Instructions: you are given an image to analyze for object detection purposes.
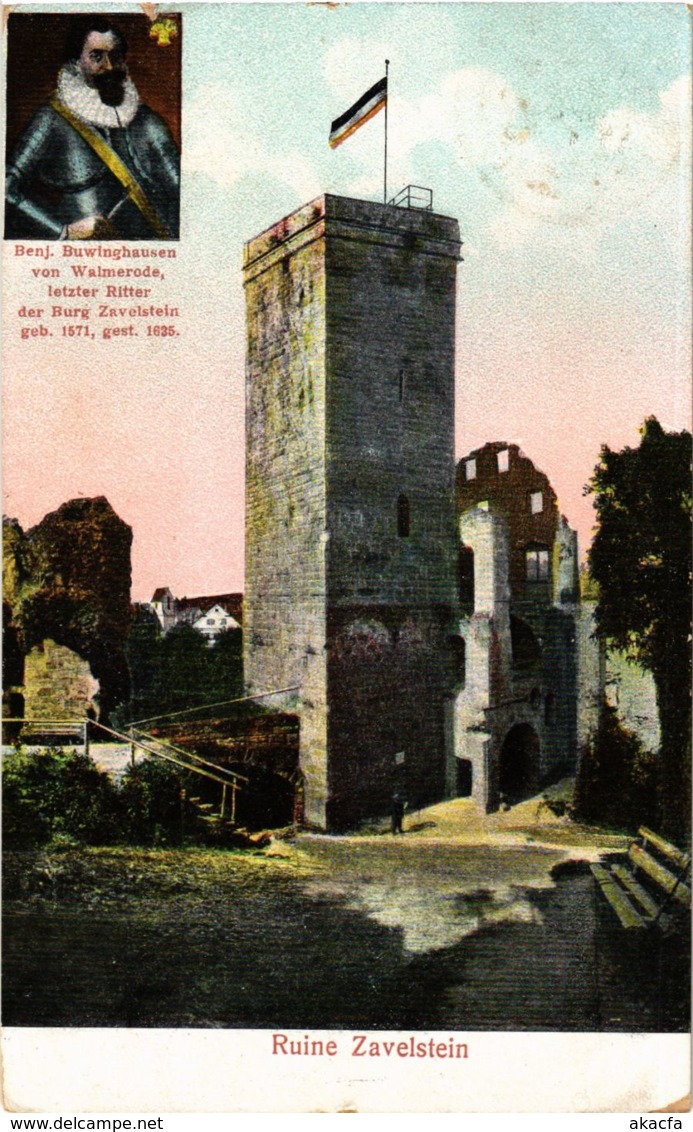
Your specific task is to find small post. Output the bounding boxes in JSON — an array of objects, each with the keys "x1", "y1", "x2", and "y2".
[
  {"x1": 129, "y1": 726, "x2": 136, "y2": 768},
  {"x1": 230, "y1": 783, "x2": 237, "y2": 825},
  {"x1": 384, "y1": 59, "x2": 390, "y2": 205},
  {"x1": 84, "y1": 719, "x2": 90, "y2": 760},
  {"x1": 221, "y1": 783, "x2": 227, "y2": 819}
]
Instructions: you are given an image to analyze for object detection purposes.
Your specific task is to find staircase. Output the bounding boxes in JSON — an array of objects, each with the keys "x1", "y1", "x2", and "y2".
[
  {"x1": 89, "y1": 720, "x2": 249, "y2": 832},
  {"x1": 186, "y1": 794, "x2": 251, "y2": 842}
]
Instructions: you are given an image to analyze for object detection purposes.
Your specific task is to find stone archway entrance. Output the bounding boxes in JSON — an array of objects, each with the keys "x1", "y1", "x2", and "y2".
[{"x1": 498, "y1": 723, "x2": 540, "y2": 803}]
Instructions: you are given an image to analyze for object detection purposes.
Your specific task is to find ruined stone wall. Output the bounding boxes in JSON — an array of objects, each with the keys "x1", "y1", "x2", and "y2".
[
  {"x1": 2, "y1": 499, "x2": 132, "y2": 721},
  {"x1": 24, "y1": 639, "x2": 99, "y2": 721},
  {"x1": 453, "y1": 509, "x2": 512, "y2": 810},
  {"x1": 577, "y1": 601, "x2": 660, "y2": 754},
  {"x1": 535, "y1": 606, "x2": 578, "y2": 776},
  {"x1": 453, "y1": 505, "x2": 579, "y2": 808},
  {"x1": 604, "y1": 650, "x2": 660, "y2": 752},
  {"x1": 575, "y1": 603, "x2": 603, "y2": 750},
  {"x1": 456, "y1": 443, "x2": 559, "y2": 603}
]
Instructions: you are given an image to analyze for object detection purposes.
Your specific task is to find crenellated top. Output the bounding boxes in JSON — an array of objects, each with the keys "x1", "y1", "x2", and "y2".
[{"x1": 243, "y1": 194, "x2": 461, "y2": 283}]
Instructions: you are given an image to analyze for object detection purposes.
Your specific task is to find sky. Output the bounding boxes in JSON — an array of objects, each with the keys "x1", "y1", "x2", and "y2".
[{"x1": 3, "y1": 1, "x2": 691, "y2": 601}]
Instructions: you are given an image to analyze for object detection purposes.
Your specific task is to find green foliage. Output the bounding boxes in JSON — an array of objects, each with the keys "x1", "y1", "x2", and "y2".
[
  {"x1": 2, "y1": 750, "x2": 192, "y2": 849},
  {"x1": 119, "y1": 610, "x2": 244, "y2": 727},
  {"x1": 540, "y1": 779, "x2": 575, "y2": 818},
  {"x1": 585, "y1": 418, "x2": 692, "y2": 838},
  {"x1": 586, "y1": 418, "x2": 692, "y2": 675},
  {"x1": 157, "y1": 624, "x2": 211, "y2": 710},
  {"x1": 123, "y1": 605, "x2": 161, "y2": 711},
  {"x1": 210, "y1": 626, "x2": 244, "y2": 700},
  {"x1": 3, "y1": 747, "x2": 121, "y2": 848},
  {"x1": 573, "y1": 703, "x2": 659, "y2": 833},
  {"x1": 578, "y1": 564, "x2": 599, "y2": 602},
  {"x1": 120, "y1": 757, "x2": 188, "y2": 847},
  {"x1": 2, "y1": 750, "x2": 50, "y2": 847},
  {"x1": 2, "y1": 499, "x2": 133, "y2": 721},
  {"x1": 2, "y1": 517, "x2": 31, "y2": 610}
]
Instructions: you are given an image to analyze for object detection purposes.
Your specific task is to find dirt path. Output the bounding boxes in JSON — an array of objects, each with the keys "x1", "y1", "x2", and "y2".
[{"x1": 3, "y1": 796, "x2": 687, "y2": 1031}]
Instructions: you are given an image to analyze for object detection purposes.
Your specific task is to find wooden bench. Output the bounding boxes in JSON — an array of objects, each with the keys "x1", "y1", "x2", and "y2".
[
  {"x1": 591, "y1": 826, "x2": 691, "y2": 932},
  {"x1": 19, "y1": 721, "x2": 87, "y2": 746}
]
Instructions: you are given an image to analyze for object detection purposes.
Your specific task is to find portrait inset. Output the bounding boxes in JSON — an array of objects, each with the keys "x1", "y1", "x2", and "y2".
[{"x1": 4, "y1": 12, "x2": 181, "y2": 241}]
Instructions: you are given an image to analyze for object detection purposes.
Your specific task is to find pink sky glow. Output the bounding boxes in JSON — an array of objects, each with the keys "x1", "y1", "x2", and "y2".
[{"x1": 4, "y1": 229, "x2": 688, "y2": 604}]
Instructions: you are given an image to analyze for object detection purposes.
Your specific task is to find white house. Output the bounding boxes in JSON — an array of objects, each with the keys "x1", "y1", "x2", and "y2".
[
  {"x1": 193, "y1": 603, "x2": 241, "y2": 643},
  {"x1": 146, "y1": 590, "x2": 243, "y2": 641}
]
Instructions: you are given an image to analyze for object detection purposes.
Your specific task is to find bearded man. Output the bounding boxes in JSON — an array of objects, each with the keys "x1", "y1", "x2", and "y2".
[{"x1": 5, "y1": 17, "x2": 180, "y2": 240}]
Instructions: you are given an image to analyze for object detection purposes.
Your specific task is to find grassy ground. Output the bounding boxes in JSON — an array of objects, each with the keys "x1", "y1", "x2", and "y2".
[{"x1": 3, "y1": 794, "x2": 688, "y2": 1031}]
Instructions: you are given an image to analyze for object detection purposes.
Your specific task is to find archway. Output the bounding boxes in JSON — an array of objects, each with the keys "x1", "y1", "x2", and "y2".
[
  {"x1": 498, "y1": 723, "x2": 540, "y2": 803},
  {"x1": 455, "y1": 757, "x2": 473, "y2": 797},
  {"x1": 510, "y1": 616, "x2": 541, "y2": 671}
]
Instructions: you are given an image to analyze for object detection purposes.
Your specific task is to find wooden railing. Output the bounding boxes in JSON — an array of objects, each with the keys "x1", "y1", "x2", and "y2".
[{"x1": 2, "y1": 716, "x2": 249, "y2": 825}]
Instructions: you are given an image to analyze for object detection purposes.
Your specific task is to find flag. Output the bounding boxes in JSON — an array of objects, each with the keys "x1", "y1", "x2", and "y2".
[{"x1": 329, "y1": 76, "x2": 387, "y2": 149}]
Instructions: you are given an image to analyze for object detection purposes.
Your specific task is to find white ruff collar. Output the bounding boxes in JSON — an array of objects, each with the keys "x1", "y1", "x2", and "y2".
[{"x1": 56, "y1": 64, "x2": 140, "y2": 129}]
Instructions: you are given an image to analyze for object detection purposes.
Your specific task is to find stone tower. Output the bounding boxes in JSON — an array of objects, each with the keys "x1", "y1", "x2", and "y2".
[{"x1": 244, "y1": 194, "x2": 461, "y2": 829}]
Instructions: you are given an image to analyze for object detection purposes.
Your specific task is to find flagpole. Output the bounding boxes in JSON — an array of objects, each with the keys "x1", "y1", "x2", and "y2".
[{"x1": 384, "y1": 59, "x2": 389, "y2": 205}]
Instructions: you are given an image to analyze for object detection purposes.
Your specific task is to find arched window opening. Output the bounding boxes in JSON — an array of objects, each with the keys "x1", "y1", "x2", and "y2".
[
  {"x1": 448, "y1": 634, "x2": 466, "y2": 690},
  {"x1": 498, "y1": 723, "x2": 540, "y2": 805},
  {"x1": 397, "y1": 494, "x2": 410, "y2": 538},
  {"x1": 458, "y1": 546, "x2": 474, "y2": 610},
  {"x1": 510, "y1": 616, "x2": 542, "y2": 670}
]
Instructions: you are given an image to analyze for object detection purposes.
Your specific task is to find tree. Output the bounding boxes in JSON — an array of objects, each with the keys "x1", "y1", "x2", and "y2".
[
  {"x1": 206, "y1": 627, "x2": 244, "y2": 702},
  {"x1": 2, "y1": 747, "x2": 121, "y2": 847},
  {"x1": 586, "y1": 418, "x2": 692, "y2": 840},
  {"x1": 118, "y1": 604, "x2": 162, "y2": 724},
  {"x1": 2, "y1": 499, "x2": 133, "y2": 721},
  {"x1": 573, "y1": 702, "x2": 658, "y2": 833},
  {"x1": 119, "y1": 757, "x2": 187, "y2": 846},
  {"x1": 156, "y1": 623, "x2": 211, "y2": 711}
]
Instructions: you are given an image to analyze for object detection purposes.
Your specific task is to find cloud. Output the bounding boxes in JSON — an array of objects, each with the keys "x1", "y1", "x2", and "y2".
[
  {"x1": 415, "y1": 68, "x2": 523, "y2": 165},
  {"x1": 325, "y1": 63, "x2": 527, "y2": 202},
  {"x1": 597, "y1": 76, "x2": 691, "y2": 167},
  {"x1": 321, "y1": 41, "x2": 690, "y2": 244},
  {"x1": 183, "y1": 82, "x2": 322, "y2": 202},
  {"x1": 441, "y1": 72, "x2": 692, "y2": 239},
  {"x1": 324, "y1": 36, "x2": 392, "y2": 104}
]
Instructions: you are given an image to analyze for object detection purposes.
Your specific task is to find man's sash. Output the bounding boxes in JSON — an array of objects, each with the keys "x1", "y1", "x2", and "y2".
[{"x1": 49, "y1": 96, "x2": 171, "y2": 240}]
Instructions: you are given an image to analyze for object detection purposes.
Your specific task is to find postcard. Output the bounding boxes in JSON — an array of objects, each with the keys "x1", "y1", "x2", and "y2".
[{"x1": 2, "y1": 0, "x2": 691, "y2": 1115}]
